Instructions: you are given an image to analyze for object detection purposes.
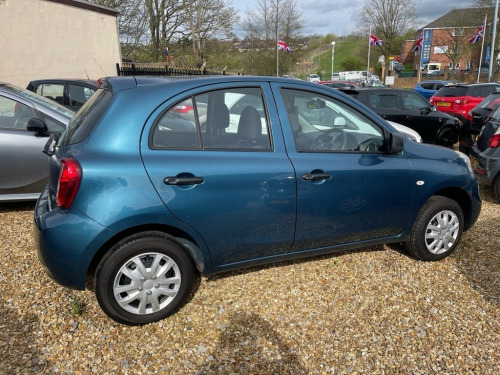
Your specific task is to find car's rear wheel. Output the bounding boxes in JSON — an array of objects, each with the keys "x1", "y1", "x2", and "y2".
[
  {"x1": 404, "y1": 196, "x2": 464, "y2": 261},
  {"x1": 95, "y1": 232, "x2": 196, "y2": 325}
]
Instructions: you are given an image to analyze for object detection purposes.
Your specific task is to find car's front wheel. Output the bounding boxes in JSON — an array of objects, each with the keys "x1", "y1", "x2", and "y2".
[
  {"x1": 404, "y1": 196, "x2": 464, "y2": 261},
  {"x1": 95, "y1": 232, "x2": 196, "y2": 325},
  {"x1": 437, "y1": 127, "x2": 458, "y2": 148}
]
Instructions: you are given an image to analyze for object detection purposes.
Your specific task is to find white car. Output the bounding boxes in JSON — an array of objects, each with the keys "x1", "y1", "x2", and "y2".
[
  {"x1": 388, "y1": 121, "x2": 422, "y2": 143},
  {"x1": 306, "y1": 74, "x2": 320, "y2": 83}
]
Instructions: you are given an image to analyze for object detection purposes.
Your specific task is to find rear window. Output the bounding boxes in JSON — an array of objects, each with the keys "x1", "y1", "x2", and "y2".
[
  {"x1": 58, "y1": 89, "x2": 112, "y2": 145},
  {"x1": 434, "y1": 86, "x2": 469, "y2": 97}
]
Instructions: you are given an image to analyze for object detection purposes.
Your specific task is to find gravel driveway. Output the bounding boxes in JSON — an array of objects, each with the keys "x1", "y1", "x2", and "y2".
[{"x1": 1, "y1": 186, "x2": 498, "y2": 374}]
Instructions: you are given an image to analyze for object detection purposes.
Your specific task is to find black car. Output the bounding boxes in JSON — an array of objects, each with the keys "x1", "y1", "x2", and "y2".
[
  {"x1": 26, "y1": 79, "x2": 98, "y2": 111},
  {"x1": 459, "y1": 92, "x2": 500, "y2": 155},
  {"x1": 470, "y1": 104, "x2": 500, "y2": 199},
  {"x1": 340, "y1": 88, "x2": 460, "y2": 147}
]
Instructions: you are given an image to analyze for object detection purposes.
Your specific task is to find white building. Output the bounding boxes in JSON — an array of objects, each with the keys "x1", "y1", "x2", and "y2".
[{"x1": 0, "y1": 0, "x2": 121, "y2": 87}]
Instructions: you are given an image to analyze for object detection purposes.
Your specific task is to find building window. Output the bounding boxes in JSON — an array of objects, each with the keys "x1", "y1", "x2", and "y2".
[
  {"x1": 467, "y1": 61, "x2": 473, "y2": 69},
  {"x1": 452, "y1": 28, "x2": 464, "y2": 37}
]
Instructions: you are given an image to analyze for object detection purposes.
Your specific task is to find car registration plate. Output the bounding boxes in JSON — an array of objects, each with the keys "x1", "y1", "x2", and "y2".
[{"x1": 436, "y1": 102, "x2": 451, "y2": 107}]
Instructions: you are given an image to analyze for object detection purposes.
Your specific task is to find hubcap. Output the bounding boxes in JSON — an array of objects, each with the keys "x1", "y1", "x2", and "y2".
[
  {"x1": 424, "y1": 210, "x2": 460, "y2": 254},
  {"x1": 113, "y1": 253, "x2": 181, "y2": 315}
]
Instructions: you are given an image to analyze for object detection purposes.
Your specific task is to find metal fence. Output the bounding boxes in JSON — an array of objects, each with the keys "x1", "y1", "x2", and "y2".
[{"x1": 116, "y1": 63, "x2": 227, "y2": 77}]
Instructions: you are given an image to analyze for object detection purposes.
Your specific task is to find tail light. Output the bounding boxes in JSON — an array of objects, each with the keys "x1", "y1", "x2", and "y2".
[
  {"x1": 56, "y1": 158, "x2": 82, "y2": 209},
  {"x1": 172, "y1": 105, "x2": 194, "y2": 113},
  {"x1": 489, "y1": 134, "x2": 500, "y2": 148}
]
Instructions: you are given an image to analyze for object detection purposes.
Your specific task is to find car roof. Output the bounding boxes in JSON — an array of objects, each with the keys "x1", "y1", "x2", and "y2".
[
  {"x1": 27, "y1": 78, "x2": 99, "y2": 88},
  {"x1": 0, "y1": 82, "x2": 74, "y2": 120},
  {"x1": 99, "y1": 75, "x2": 329, "y2": 94}
]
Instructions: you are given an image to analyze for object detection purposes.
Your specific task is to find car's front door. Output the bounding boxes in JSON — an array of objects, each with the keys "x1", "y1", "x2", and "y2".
[
  {"x1": 141, "y1": 84, "x2": 297, "y2": 266},
  {"x1": 0, "y1": 95, "x2": 50, "y2": 199},
  {"x1": 399, "y1": 90, "x2": 443, "y2": 143},
  {"x1": 273, "y1": 85, "x2": 413, "y2": 250}
]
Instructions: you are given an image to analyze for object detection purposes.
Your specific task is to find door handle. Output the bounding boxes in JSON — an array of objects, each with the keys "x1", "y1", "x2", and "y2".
[
  {"x1": 302, "y1": 173, "x2": 331, "y2": 181},
  {"x1": 164, "y1": 177, "x2": 204, "y2": 186}
]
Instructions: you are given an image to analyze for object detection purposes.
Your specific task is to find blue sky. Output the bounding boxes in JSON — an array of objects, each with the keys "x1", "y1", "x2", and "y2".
[{"x1": 231, "y1": 0, "x2": 475, "y2": 37}]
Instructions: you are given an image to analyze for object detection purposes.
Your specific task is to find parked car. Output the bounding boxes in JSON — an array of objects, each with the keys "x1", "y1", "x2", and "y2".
[
  {"x1": 0, "y1": 83, "x2": 74, "y2": 201},
  {"x1": 470, "y1": 104, "x2": 500, "y2": 198},
  {"x1": 339, "y1": 87, "x2": 460, "y2": 147},
  {"x1": 459, "y1": 92, "x2": 500, "y2": 155},
  {"x1": 27, "y1": 79, "x2": 98, "y2": 111},
  {"x1": 414, "y1": 80, "x2": 462, "y2": 100},
  {"x1": 430, "y1": 83, "x2": 500, "y2": 122},
  {"x1": 306, "y1": 74, "x2": 320, "y2": 83},
  {"x1": 34, "y1": 76, "x2": 481, "y2": 325},
  {"x1": 393, "y1": 62, "x2": 405, "y2": 72},
  {"x1": 319, "y1": 80, "x2": 359, "y2": 89}
]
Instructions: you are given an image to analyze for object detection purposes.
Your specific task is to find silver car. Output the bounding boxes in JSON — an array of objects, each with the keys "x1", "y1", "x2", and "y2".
[{"x1": 0, "y1": 83, "x2": 74, "y2": 201}]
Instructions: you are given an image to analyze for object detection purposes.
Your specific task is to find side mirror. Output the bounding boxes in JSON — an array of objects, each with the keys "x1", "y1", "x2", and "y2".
[
  {"x1": 388, "y1": 132, "x2": 404, "y2": 154},
  {"x1": 420, "y1": 106, "x2": 432, "y2": 114},
  {"x1": 430, "y1": 105, "x2": 437, "y2": 112},
  {"x1": 26, "y1": 118, "x2": 49, "y2": 136}
]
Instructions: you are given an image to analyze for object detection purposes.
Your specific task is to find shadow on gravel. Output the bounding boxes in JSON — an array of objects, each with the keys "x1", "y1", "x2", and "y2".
[
  {"x1": 200, "y1": 311, "x2": 308, "y2": 374},
  {"x1": 453, "y1": 186, "x2": 499, "y2": 306},
  {"x1": 0, "y1": 201, "x2": 36, "y2": 214},
  {"x1": 0, "y1": 303, "x2": 49, "y2": 373}
]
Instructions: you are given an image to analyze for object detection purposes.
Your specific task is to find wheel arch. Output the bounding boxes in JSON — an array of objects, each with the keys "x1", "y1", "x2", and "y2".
[
  {"x1": 433, "y1": 186, "x2": 473, "y2": 229},
  {"x1": 85, "y1": 224, "x2": 206, "y2": 290}
]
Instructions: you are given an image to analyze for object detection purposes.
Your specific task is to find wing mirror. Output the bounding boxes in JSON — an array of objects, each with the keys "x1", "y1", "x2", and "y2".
[
  {"x1": 26, "y1": 118, "x2": 49, "y2": 136},
  {"x1": 388, "y1": 132, "x2": 404, "y2": 154}
]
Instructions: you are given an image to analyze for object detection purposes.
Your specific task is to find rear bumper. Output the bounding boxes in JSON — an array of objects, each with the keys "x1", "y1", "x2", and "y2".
[
  {"x1": 33, "y1": 187, "x2": 115, "y2": 290},
  {"x1": 470, "y1": 146, "x2": 500, "y2": 186}
]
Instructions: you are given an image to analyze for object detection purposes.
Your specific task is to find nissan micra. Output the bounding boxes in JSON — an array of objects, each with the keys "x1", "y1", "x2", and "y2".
[{"x1": 34, "y1": 76, "x2": 481, "y2": 325}]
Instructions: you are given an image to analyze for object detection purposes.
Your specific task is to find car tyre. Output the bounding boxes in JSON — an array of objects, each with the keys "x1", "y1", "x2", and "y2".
[
  {"x1": 95, "y1": 232, "x2": 196, "y2": 325},
  {"x1": 437, "y1": 127, "x2": 458, "y2": 148},
  {"x1": 404, "y1": 196, "x2": 464, "y2": 261},
  {"x1": 494, "y1": 175, "x2": 500, "y2": 200}
]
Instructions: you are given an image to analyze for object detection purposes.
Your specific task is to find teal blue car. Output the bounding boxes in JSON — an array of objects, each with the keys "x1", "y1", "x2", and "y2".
[{"x1": 34, "y1": 76, "x2": 481, "y2": 325}]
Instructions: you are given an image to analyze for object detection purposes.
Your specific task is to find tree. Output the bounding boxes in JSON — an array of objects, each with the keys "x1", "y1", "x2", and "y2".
[
  {"x1": 185, "y1": 0, "x2": 239, "y2": 67},
  {"x1": 241, "y1": 0, "x2": 304, "y2": 76},
  {"x1": 358, "y1": 0, "x2": 418, "y2": 73}
]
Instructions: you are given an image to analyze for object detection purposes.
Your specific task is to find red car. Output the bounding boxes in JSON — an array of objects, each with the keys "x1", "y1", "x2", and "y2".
[{"x1": 430, "y1": 83, "x2": 500, "y2": 122}]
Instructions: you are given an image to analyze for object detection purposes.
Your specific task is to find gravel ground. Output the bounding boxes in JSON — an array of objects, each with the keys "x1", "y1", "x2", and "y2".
[{"x1": 0, "y1": 186, "x2": 499, "y2": 375}]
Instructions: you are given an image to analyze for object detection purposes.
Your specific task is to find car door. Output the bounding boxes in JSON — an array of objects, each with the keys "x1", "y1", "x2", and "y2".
[
  {"x1": 398, "y1": 90, "x2": 443, "y2": 143},
  {"x1": 272, "y1": 84, "x2": 413, "y2": 250},
  {"x1": 363, "y1": 90, "x2": 408, "y2": 125},
  {"x1": 0, "y1": 94, "x2": 51, "y2": 199},
  {"x1": 141, "y1": 84, "x2": 297, "y2": 266}
]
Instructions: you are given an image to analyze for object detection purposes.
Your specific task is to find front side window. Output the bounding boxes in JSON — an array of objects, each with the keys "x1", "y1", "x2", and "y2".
[
  {"x1": 281, "y1": 88, "x2": 384, "y2": 152},
  {"x1": 69, "y1": 85, "x2": 95, "y2": 109},
  {"x1": 401, "y1": 91, "x2": 430, "y2": 110},
  {"x1": 0, "y1": 96, "x2": 33, "y2": 130},
  {"x1": 152, "y1": 87, "x2": 271, "y2": 150}
]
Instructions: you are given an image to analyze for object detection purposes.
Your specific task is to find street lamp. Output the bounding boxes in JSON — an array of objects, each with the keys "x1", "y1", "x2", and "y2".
[{"x1": 331, "y1": 41, "x2": 336, "y2": 80}]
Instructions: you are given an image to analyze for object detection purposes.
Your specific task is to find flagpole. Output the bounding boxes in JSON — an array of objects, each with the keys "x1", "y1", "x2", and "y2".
[
  {"x1": 477, "y1": 15, "x2": 488, "y2": 84},
  {"x1": 367, "y1": 26, "x2": 371, "y2": 76},
  {"x1": 418, "y1": 30, "x2": 423, "y2": 83}
]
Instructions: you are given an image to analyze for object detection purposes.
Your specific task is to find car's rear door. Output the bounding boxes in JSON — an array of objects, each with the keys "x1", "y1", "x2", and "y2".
[
  {"x1": 141, "y1": 83, "x2": 296, "y2": 266},
  {"x1": 271, "y1": 83, "x2": 413, "y2": 250}
]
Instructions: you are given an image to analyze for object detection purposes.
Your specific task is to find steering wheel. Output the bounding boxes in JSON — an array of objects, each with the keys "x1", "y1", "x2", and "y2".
[{"x1": 311, "y1": 129, "x2": 347, "y2": 151}]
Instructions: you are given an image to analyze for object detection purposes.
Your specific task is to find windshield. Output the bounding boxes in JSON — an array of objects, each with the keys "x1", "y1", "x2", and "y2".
[
  {"x1": 434, "y1": 86, "x2": 469, "y2": 97},
  {"x1": 58, "y1": 89, "x2": 112, "y2": 145},
  {"x1": 1, "y1": 83, "x2": 74, "y2": 118}
]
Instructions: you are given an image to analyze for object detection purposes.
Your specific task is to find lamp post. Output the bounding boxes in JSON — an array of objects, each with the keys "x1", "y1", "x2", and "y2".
[{"x1": 331, "y1": 41, "x2": 336, "y2": 80}]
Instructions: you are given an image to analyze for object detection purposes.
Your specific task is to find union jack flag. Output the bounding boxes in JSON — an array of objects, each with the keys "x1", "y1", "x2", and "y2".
[
  {"x1": 286, "y1": 45, "x2": 293, "y2": 53},
  {"x1": 369, "y1": 32, "x2": 382, "y2": 46},
  {"x1": 412, "y1": 32, "x2": 423, "y2": 52},
  {"x1": 277, "y1": 39, "x2": 287, "y2": 51},
  {"x1": 469, "y1": 22, "x2": 484, "y2": 44}
]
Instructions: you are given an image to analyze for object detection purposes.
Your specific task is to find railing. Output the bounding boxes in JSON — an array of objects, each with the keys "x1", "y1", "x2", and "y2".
[{"x1": 116, "y1": 63, "x2": 227, "y2": 77}]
